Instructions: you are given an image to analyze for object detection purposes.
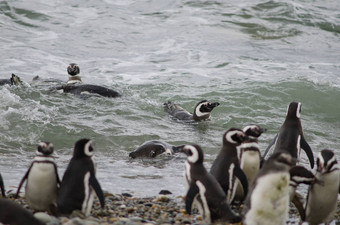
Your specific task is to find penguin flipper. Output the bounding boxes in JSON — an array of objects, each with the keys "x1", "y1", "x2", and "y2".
[
  {"x1": 300, "y1": 136, "x2": 314, "y2": 169},
  {"x1": 234, "y1": 165, "x2": 248, "y2": 200},
  {"x1": 89, "y1": 175, "x2": 105, "y2": 208},
  {"x1": 15, "y1": 165, "x2": 32, "y2": 198},
  {"x1": 54, "y1": 164, "x2": 61, "y2": 186},
  {"x1": 261, "y1": 134, "x2": 278, "y2": 160},
  {"x1": 0, "y1": 174, "x2": 5, "y2": 197},
  {"x1": 185, "y1": 182, "x2": 199, "y2": 215},
  {"x1": 292, "y1": 192, "x2": 305, "y2": 221}
]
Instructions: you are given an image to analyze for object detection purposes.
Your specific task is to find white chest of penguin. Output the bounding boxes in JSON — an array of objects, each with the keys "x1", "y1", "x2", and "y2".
[
  {"x1": 27, "y1": 163, "x2": 57, "y2": 189},
  {"x1": 246, "y1": 172, "x2": 290, "y2": 225}
]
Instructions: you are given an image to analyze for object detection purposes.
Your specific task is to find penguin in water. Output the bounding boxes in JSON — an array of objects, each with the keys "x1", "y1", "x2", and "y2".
[
  {"x1": 57, "y1": 138, "x2": 105, "y2": 216},
  {"x1": 210, "y1": 128, "x2": 249, "y2": 203},
  {"x1": 0, "y1": 73, "x2": 23, "y2": 86},
  {"x1": 262, "y1": 102, "x2": 314, "y2": 168},
  {"x1": 304, "y1": 149, "x2": 340, "y2": 225},
  {"x1": 180, "y1": 144, "x2": 242, "y2": 224},
  {"x1": 0, "y1": 198, "x2": 44, "y2": 225},
  {"x1": 0, "y1": 173, "x2": 5, "y2": 197},
  {"x1": 129, "y1": 140, "x2": 184, "y2": 158},
  {"x1": 163, "y1": 100, "x2": 220, "y2": 122},
  {"x1": 15, "y1": 141, "x2": 60, "y2": 212},
  {"x1": 242, "y1": 152, "x2": 296, "y2": 225},
  {"x1": 234, "y1": 124, "x2": 266, "y2": 202},
  {"x1": 55, "y1": 63, "x2": 121, "y2": 98}
]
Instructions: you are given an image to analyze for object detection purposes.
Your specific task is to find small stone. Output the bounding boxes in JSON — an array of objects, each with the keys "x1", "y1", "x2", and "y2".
[
  {"x1": 159, "y1": 190, "x2": 172, "y2": 195},
  {"x1": 153, "y1": 195, "x2": 170, "y2": 203},
  {"x1": 121, "y1": 193, "x2": 133, "y2": 197}
]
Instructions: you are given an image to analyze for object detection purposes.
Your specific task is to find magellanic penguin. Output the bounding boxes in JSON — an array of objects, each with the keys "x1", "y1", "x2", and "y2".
[
  {"x1": 304, "y1": 149, "x2": 340, "y2": 225},
  {"x1": 55, "y1": 63, "x2": 121, "y2": 98},
  {"x1": 0, "y1": 73, "x2": 23, "y2": 86},
  {"x1": 262, "y1": 102, "x2": 314, "y2": 168},
  {"x1": 210, "y1": 128, "x2": 249, "y2": 203},
  {"x1": 242, "y1": 152, "x2": 296, "y2": 225},
  {"x1": 234, "y1": 125, "x2": 266, "y2": 202},
  {"x1": 0, "y1": 198, "x2": 44, "y2": 225},
  {"x1": 57, "y1": 139, "x2": 105, "y2": 216},
  {"x1": 129, "y1": 140, "x2": 184, "y2": 158},
  {"x1": 180, "y1": 144, "x2": 242, "y2": 224},
  {"x1": 0, "y1": 173, "x2": 5, "y2": 197},
  {"x1": 163, "y1": 100, "x2": 220, "y2": 122},
  {"x1": 15, "y1": 141, "x2": 60, "y2": 212}
]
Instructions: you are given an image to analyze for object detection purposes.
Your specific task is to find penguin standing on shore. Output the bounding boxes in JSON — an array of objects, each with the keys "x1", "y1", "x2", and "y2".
[
  {"x1": 163, "y1": 100, "x2": 220, "y2": 122},
  {"x1": 243, "y1": 152, "x2": 296, "y2": 225},
  {"x1": 234, "y1": 125, "x2": 266, "y2": 201},
  {"x1": 0, "y1": 173, "x2": 5, "y2": 197},
  {"x1": 304, "y1": 149, "x2": 340, "y2": 225},
  {"x1": 262, "y1": 102, "x2": 314, "y2": 168},
  {"x1": 57, "y1": 139, "x2": 105, "y2": 216},
  {"x1": 210, "y1": 128, "x2": 249, "y2": 203},
  {"x1": 16, "y1": 142, "x2": 60, "y2": 212},
  {"x1": 181, "y1": 144, "x2": 241, "y2": 224}
]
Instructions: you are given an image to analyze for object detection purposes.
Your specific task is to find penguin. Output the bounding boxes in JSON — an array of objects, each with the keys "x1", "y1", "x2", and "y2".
[
  {"x1": 304, "y1": 149, "x2": 340, "y2": 225},
  {"x1": 0, "y1": 73, "x2": 23, "y2": 86},
  {"x1": 234, "y1": 124, "x2": 266, "y2": 202},
  {"x1": 242, "y1": 152, "x2": 296, "y2": 225},
  {"x1": 262, "y1": 102, "x2": 314, "y2": 168},
  {"x1": 129, "y1": 140, "x2": 184, "y2": 158},
  {"x1": 180, "y1": 144, "x2": 241, "y2": 224},
  {"x1": 0, "y1": 198, "x2": 44, "y2": 225},
  {"x1": 163, "y1": 100, "x2": 220, "y2": 122},
  {"x1": 210, "y1": 128, "x2": 249, "y2": 203},
  {"x1": 15, "y1": 141, "x2": 60, "y2": 212},
  {"x1": 67, "y1": 63, "x2": 82, "y2": 84},
  {"x1": 0, "y1": 173, "x2": 5, "y2": 197},
  {"x1": 57, "y1": 138, "x2": 105, "y2": 216},
  {"x1": 55, "y1": 63, "x2": 121, "y2": 98}
]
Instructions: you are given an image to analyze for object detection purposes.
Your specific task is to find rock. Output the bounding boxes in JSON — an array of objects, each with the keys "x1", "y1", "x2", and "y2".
[{"x1": 158, "y1": 190, "x2": 172, "y2": 195}]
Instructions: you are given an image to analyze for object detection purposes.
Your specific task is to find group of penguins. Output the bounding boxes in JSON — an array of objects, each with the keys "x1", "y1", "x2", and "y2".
[{"x1": 0, "y1": 64, "x2": 339, "y2": 225}]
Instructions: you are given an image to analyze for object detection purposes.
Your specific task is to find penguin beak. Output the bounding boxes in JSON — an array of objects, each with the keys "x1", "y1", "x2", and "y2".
[
  {"x1": 208, "y1": 102, "x2": 220, "y2": 110},
  {"x1": 259, "y1": 127, "x2": 267, "y2": 134},
  {"x1": 176, "y1": 145, "x2": 186, "y2": 154}
]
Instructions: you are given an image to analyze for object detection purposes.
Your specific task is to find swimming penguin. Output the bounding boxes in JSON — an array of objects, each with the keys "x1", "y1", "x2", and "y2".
[
  {"x1": 129, "y1": 140, "x2": 184, "y2": 158},
  {"x1": 234, "y1": 124, "x2": 266, "y2": 202},
  {"x1": 163, "y1": 100, "x2": 220, "y2": 122},
  {"x1": 180, "y1": 144, "x2": 242, "y2": 224},
  {"x1": 304, "y1": 149, "x2": 340, "y2": 225},
  {"x1": 262, "y1": 102, "x2": 314, "y2": 168},
  {"x1": 0, "y1": 73, "x2": 23, "y2": 86},
  {"x1": 0, "y1": 198, "x2": 44, "y2": 225},
  {"x1": 15, "y1": 142, "x2": 60, "y2": 212},
  {"x1": 57, "y1": 138, "x2": 105, "y2": 216},
  {"x1": 210, "y1": 128, "x2": 249, "y2": 203},
  {"x1": 55, "y1": 63, "x2": 121, "y2": 98},
  {"x1": 0, "y1": 173, "x2": 5, "y2": 197},
  {"x1": 242, "y1": 152, "x2": 296, "y2": 225}
]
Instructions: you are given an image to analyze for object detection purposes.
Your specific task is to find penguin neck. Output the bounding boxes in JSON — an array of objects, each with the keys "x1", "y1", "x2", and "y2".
[{"x1": 67, "y1": 75, "x2": 82, "y2": 84}]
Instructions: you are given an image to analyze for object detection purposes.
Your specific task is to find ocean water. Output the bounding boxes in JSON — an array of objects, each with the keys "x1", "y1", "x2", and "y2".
[{"x1": 0, "y1": 0, "x2": 339, "y2": 220}]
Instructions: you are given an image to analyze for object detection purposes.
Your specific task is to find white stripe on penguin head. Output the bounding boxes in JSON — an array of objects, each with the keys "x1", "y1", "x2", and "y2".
[
  {"x1": 186, "y1": 145, "x2": 199, "y2": 163},
  {"x1": 195, "y1": 102, "x2": 210, "y2": 118},
  {"x1": 225, "y1": 130, "x2": 243, "y2": 144},
  {"x1": 296, "y1": 102, "x2": 301, "y2": 118},
  {"x1": 84, "y1": 140, "x2": 94, "y2": 157}
]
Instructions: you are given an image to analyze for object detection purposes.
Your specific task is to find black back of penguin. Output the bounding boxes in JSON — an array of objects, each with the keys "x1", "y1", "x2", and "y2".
[
  {"x1": 264, "y1": 102, "x2": 314, "y2": 168},
  {"x1": 181, "y1": 144, "x2": 241, "y2": 224},
  {"x1": 57, "y1": 139, "x2": 105, "y2": 215},
  {"x1": 0, "y1": 173, "x2": 5, "y2": 197},
  {"x1": 210, "y1": 128, "x2": 249, "y2": 203}
]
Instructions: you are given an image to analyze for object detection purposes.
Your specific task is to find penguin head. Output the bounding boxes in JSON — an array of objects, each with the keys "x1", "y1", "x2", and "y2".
[
  {"x1": 223, "y1": 128, "x2": 249, "y2": 146},
  {"x1": 67, "y1": 63, "x2": 80, "y2": 76},
  {"x1": 193, "y1": 100, "x2": 220, "y2": 120},
  {"x1": 286, "y1": 102, "x2": 302, "y2": 119},
  {"x1": 10, "y1": 74, "x2": 23, "y2": 86},
  {"x1": 73, "y1": 138, "x2": 94, "y2": 158},
  {"x1": 317, "y1": 149, "x2": 339, "y2": 174},
  {"x1": 242, "y1": 124, "x2": 267, "y2": 138},
  {"x1": 180, "y1": 144, "x2": 204, "y2": 164},
  {"x1": 36, "y1": 141, "x2": 54, "y2": 156},
  {"x1": 289, "y1": 166, "x2": 316, "y2": 187}
]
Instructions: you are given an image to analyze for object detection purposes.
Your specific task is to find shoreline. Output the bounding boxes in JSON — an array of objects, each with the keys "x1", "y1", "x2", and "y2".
[{"x1": 3, "y1": 190, "x2": 340, "y2": 225}]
